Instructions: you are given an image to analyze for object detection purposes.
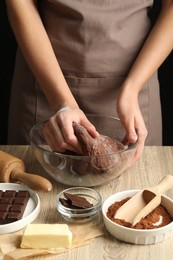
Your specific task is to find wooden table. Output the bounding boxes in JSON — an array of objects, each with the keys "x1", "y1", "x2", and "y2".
[{"x1": 1, "y1": 145, "x2": 173, "y2": 260}]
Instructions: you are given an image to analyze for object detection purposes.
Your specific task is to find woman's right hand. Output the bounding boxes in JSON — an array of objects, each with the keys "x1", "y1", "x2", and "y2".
[{"x1": 42, "y1": 105, "x2": 99, "y2": 154}]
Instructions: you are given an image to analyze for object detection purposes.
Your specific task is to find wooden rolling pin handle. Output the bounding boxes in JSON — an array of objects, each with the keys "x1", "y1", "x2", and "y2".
[{"x1": 10, "y1": 168, "x2": 52, "y2": 192}]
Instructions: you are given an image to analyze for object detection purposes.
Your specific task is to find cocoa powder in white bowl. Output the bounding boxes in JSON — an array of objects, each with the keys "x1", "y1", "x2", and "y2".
[{"x1": 102, "y1": 190, "x2": 173, "y2": 245}]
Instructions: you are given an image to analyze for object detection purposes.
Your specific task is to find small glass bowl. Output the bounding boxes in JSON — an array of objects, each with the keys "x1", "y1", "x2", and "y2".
[{"x1": 57, "y1": 187, "x2": 102, "y2": 223}]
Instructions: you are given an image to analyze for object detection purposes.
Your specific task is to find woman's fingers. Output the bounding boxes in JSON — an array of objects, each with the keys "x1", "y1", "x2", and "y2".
[
  {"x1": 129, "y1": 135, "x2": 145, "y2": 167},
  {"x1": 42, "y1": 106, "x2": 98, "y2": 153},
  {"x1": 43, "y1": 116, "x2": 79, "y2": 153},
  {"x1": 128, "y1": 117, "x2": 148, "y2": 167}
]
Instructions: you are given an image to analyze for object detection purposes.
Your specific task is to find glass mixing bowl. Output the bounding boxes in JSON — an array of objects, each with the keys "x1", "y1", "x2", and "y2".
[{"x1": 29, "y1": 114, "x2": 137, "y2": 187}]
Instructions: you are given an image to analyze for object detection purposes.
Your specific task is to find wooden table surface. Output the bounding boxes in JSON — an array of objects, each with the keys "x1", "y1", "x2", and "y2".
[{"x1": 1, "y1": 145, "x2": 173, "y2": 260}]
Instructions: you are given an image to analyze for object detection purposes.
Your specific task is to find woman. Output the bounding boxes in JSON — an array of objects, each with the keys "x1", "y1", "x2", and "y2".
[{"x1": 6, "y1": 0, "x2": 173, "y2": 165}]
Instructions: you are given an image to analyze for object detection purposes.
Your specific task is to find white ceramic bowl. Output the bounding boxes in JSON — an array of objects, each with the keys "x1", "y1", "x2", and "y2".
[
  {"x1": 30, "y1": 114, "x2": 137, "y2": 187},
  {"x1": 0, "y1": 183, "x2": 40, "y2": 234},
  {"x1": 102, "y1": 190, "x2": 173, "y2": 245}
]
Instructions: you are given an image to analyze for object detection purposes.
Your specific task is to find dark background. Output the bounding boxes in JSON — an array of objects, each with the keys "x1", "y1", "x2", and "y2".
[{"x1": 1, "y1": 1, "x2": 173, "y2": 145}]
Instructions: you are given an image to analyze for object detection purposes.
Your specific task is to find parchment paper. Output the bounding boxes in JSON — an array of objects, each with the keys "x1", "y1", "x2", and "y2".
[{"x1": 0, "y1": 221, "x2": 104, "y2": 260}]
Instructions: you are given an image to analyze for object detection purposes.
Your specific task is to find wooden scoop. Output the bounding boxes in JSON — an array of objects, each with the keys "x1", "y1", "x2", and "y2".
[
  {"x1": 0, "y1": 150, "x2": 52, "y2": 192},
  {"x1": 114, "y1": 175, "x2": 173, "y2": 226}
]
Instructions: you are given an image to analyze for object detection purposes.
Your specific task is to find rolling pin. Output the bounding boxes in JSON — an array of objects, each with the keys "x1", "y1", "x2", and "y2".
[{"x1": 0, "y1": 150, "x2": 52, "y2": 192}]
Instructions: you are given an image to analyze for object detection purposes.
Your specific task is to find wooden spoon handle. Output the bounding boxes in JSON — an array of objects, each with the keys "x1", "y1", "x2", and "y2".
[
  {"x1": 11, "y1": 168, "x2": 52, "y2": 192},
  {"x1": 147, "y1": 175, "x2": 173, "y2": 194}
]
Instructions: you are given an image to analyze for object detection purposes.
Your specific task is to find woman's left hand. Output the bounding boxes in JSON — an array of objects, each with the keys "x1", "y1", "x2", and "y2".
[{"x1": 117, "y1": 86, "x2": 148, "y2": 166}]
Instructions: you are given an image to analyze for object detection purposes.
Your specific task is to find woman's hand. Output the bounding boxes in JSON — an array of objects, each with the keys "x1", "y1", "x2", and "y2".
[
  {"x1": 117, "y1": 86, "x2": 148, "y2": 166},
  {"x1": 43, "y1": 105, "x2": 99, "y2": 153},
  {"x1": 116, "y1": 0, "x2": 173, "y2": 167}
]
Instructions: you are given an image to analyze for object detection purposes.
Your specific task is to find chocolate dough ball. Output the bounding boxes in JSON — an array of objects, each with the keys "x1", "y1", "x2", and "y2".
[{"x1": 73, "y1": 123, "x2": 124, "y2": 173}]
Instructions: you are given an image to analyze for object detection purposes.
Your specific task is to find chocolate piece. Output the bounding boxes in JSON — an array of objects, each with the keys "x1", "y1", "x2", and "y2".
[
  {"x1": 14, "y1": 197, "x2": 28, "y2": 204},
  {"x1": 0, "y1": 204, "x2": 11, "y2": 212},
  {"x1": 2, "y1": 190, "x2": 17, "y2": 197},
  {"x1": 64, "y1": 192, "x2": 93, "y2": 209},
  {"x1": 7, "y1": 212, "x2": 22, "y2": 223},
  {"x1": 59, "y1": 198, "x2": 81, "y2": 209},
  {"x1": 0, "y1": 189, "x2": 30, "y2": 225},
  {"x1": 59, "y1": 198, "x2": 71, "y2": 207},
  {"x1": 10, "y1": 203, "x2": 23, "y2": 212},
  {"x1": 17, "y1": 190, "x2": 30, "y2": 198},
  {"x1": 0, "y1": 197, "x2": 14, "y2": 204},
  {"x1": 0, "y1": 212, "x2": 8, "y2": 224}
]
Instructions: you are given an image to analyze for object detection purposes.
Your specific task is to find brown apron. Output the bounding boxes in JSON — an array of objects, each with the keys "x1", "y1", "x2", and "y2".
[{"x1": 8, "y1": 0, "x2": 162, "y2": 145}]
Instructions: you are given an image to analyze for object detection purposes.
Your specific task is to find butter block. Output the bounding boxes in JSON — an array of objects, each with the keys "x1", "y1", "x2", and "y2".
[{"x1": 20, "y1": 224, "x2": 72, "y2": 249}]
